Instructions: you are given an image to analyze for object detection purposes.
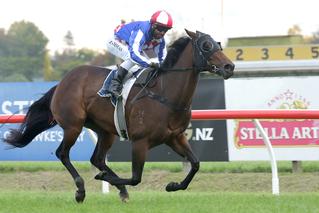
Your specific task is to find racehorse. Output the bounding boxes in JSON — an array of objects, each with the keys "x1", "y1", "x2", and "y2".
[{"x1": 4, "y1": 29, "x2": 234, "y2": 203}]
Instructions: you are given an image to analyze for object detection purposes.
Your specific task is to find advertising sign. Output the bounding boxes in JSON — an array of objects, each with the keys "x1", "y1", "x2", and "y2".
[{"x1": 225, "y1": 76, "x2": 319, "y2": 161}]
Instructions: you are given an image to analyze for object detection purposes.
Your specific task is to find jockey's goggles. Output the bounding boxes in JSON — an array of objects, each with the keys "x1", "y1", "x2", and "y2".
[{"x1": 155, "y1": 25, "x2": 170, "y2": 33}]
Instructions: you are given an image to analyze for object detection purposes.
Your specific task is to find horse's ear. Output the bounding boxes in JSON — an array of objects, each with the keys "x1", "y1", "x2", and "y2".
[
  {"x1": 195, "y1": 30, "x2": 204, "y2": 36},
  {"x1": 185, "y1": 29, "x2": 196, "y2": 39}
]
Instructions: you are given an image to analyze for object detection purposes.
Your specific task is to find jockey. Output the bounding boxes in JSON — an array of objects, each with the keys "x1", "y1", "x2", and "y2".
[{"x1": 98, "y1": 10, "x2": 173, "y2": 98}]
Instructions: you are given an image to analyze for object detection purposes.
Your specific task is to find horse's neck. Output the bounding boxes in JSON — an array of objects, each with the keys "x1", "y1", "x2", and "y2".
[{"x1": 161, "y1": 43, "x2": 199, "y2": 108}]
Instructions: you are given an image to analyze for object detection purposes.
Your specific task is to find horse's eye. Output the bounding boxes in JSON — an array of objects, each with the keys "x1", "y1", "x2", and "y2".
[{"x1": 201, "y1": 41, "x2": 213, "y2": 52}]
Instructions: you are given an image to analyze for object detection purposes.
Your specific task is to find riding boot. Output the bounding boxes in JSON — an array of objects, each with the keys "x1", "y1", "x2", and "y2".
[{"x1": 107, "y1": 66, "x2": 128, "y2": 98}]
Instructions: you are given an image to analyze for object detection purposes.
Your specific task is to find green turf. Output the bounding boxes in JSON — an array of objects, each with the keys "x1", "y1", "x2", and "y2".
[{"x1": 0, "y1": 191, "x2": 318, "y2": 213}]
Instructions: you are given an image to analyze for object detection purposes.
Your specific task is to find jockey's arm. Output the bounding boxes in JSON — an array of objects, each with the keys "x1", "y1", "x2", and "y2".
[
  {"x1": 128, "y1": 30, "x2": 152, "y2": 68},
  {"x1": 154, "y1": 40, "x2": 167, "y2": 65}
]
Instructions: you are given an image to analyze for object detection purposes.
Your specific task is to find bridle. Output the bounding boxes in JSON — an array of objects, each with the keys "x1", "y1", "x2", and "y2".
[
  {"x1": 192, "y1": 31, "x2": 222, "y2": 73},
  {"x1": 162, "y1": 31, "x2": 222, "y2": 74}
]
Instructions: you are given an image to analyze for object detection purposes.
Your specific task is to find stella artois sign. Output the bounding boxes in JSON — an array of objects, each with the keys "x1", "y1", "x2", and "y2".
[{"x1": 234, "y1": 89, "x2": 319, "y2": 148}]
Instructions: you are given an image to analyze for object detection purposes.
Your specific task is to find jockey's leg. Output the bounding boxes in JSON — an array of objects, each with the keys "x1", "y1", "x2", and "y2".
[
  {"x1": 107, "y1": 66, "x2": 128, "y2": 98},
  {"x1": 98, "y1": 35, "x2": 133, "y2": 98},
  {"x1": 107, "y1": 59, "x2": 135, "y2": 98}
]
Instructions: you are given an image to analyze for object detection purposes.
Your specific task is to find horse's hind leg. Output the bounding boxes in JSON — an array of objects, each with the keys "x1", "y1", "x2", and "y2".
[
  {"x1": 95, "y1": 138, "x2": 148, "y2": 187},
  {"x1": 165, "y1": 133, "x2": 200, "y2": 192},
  {"x1": 56, "y1": 127, "x2": 85, "y2": 203},
  {"x1": 90, "y1": 131, "x2": 129, "y2": 202}
]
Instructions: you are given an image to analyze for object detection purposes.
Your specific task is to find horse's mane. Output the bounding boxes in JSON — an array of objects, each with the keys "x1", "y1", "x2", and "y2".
[{"x1": 161, "y1": 36, "x2": 191, "y2": 69}]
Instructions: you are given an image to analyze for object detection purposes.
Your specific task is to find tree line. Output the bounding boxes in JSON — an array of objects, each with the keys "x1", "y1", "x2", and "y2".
[{"x1": 0, "y1": 21, "x2": 117, "y2": 82}]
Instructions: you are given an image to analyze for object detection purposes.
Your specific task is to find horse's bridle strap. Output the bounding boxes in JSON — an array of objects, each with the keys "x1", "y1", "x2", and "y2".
[{"x1": 160, "y1": 65, "x2": 217, "y2": 73}]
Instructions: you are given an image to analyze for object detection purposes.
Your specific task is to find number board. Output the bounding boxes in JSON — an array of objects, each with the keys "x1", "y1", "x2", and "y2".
[{"x1": 223, "y1": 45, "x2": 319, "y2": 61}]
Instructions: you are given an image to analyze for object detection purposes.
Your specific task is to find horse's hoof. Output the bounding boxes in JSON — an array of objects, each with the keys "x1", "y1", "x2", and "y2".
[
  {"x1": 75, "y1": 190, "x2": 86, "y2": 203},
  {"x1": 119, "y1": 191, "x2": 129, "y2": 203},
  {"x1": 165, "y1": 182, "x2": 180, "y2": 192}
]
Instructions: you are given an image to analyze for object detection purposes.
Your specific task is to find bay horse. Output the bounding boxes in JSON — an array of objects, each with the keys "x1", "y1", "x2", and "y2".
[{"x1": 4, "y1": 29, "x2": 234, "y2": 203}]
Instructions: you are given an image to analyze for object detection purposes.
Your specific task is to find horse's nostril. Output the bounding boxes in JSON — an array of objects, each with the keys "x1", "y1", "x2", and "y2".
[{"x1": 224, "y1": 64, "x2": 234, "y2": 72}]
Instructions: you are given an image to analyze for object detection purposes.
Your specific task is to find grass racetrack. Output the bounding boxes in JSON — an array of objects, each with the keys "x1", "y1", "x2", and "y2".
[
  {"x1": 1, "y1": 161, "x2": 319, "y2": 213},
  {"x1": 1, "y1": 191, "x2": 319, "y2": 213}
]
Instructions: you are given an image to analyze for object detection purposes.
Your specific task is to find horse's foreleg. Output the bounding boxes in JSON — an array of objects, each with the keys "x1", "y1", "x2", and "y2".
[
  {"x1": 95, "y1": 139, "x2": 148, "y2": 186},
  {"x1": 90, "y1": 131, "x2": 129, "y2": 202},
  {"x1": 56, "y1": 128, "x2": 86, "y2": 203},
  {"x1": 165, "y1": 134, "x2": 200, "y2": 192}
]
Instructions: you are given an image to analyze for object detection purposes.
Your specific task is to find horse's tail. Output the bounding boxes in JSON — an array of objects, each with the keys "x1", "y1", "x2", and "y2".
[{"x1": 4, "y1": 85, "x2": 58, "y2": 148}]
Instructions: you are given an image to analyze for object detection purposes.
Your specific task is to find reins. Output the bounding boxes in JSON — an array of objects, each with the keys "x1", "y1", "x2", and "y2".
[
  {"x1": 160, "y1": 64, "x2": 219, "y2": 73},
  {"x1": 130, "y1": 69, "x2": 158, "y2": 104}
]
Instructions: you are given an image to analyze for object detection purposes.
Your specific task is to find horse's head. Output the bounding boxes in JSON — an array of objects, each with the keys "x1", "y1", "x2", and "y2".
[{"x1": 185, "y1": 29, "x2": 235, "y2": 79}]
